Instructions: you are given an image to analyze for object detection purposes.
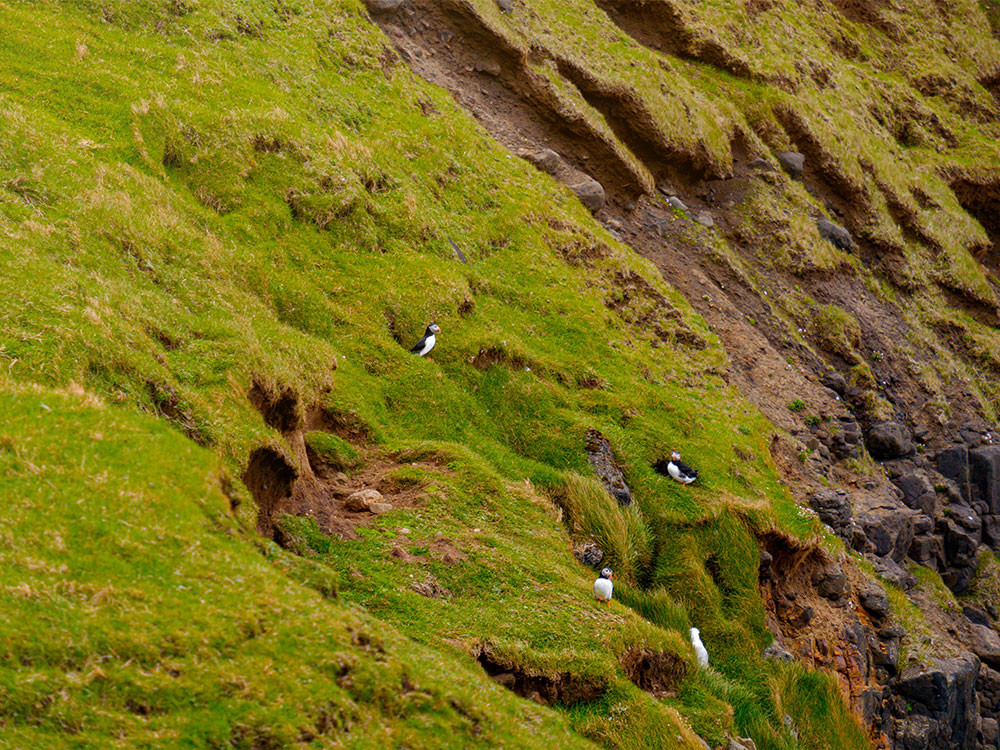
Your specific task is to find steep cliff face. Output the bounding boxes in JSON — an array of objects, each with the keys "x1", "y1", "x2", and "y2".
[
  {"x1": 365, "y1": 0, "x2": 1000, "y2": 746},
  {"x1": 3, "y1": 0, "x2": 1000, "y2": 747}
]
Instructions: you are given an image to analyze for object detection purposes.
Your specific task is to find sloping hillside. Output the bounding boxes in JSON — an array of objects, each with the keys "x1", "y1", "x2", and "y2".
[{"x1": 2, "y1": 0, "x2": 1000, "y2": 748}]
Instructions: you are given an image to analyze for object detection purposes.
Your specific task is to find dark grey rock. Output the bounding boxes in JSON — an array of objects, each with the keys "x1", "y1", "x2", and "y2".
[
  {"x1": 496, "y1": 0, "x2": 512, "y2": 11},
  {"x1": 867, "y1": 421, "x2": 913, "y2": 459},
  {"x1": 776, "y1": 151, "x2": 805, "y2": 177},
  {"x1": 938, "y1": 444, "x2": 970, "y2": 501},
  {"x1": 857, "y1": 497, "x2": 915, "y2": 562},
  {"x1": 970, "y1": 445, "x2": 1000, "y2": 513},
  {"x1": 585, "y1": 430, "x2": 631, "y2": 505},
  {"x1": 860, "y1": 582, "x2": 891, "y2": 620},
  {"x1": 869, "y1": 628, "x2": 900, "y2": 672},
  {"x1": 695, "y1": 210, "x2": 714, "y2": 227},
  {"x1": 667, "y1": 196, "x2": 689, "y2": 215},
  {"x1": 821, "y1": 370, "x2": 848, "y2": 394},
  {"x1": 964, "y1": 604, "x2": 991, "y2": 627},
  {"x1": 569, "y1": 177, "x2": 605, "y2": 212},
  {"x1": 969, "y1": 623, "x2": 1000, "y2": 669},
  {"x1": 816, "y1": 218, "x2": 854, "y2": 250},
  {"x1": 866, "y1": 554, "x2": 917, "y2": 590},
  {"x1": 944, "y1": 512, "x2": 981, "y2": 570},
  {"x1": 908, "y1": 533, "x2": 942, "y2": 567},
  {"x1": 896, "y1": 655, "x2": 980, "y2": 749},
  {"x1": 813, "y1": 562, "x2": 849, "y2": 599},
  {"x1": 808, "y1": 488, "x2": 852, "y2": 535},
  {"x1": 573, "y1": 541, "x2": 604, "y2": 568},
  {"x1": 896, "y1": 471, "x2": 935, "y2": 507},
  {"x1": 896, "y1": 715, "x2": 939, "y2": 750},
  {"x1": 984, "y1": 514, "x2": 1000, "y2": 549}
]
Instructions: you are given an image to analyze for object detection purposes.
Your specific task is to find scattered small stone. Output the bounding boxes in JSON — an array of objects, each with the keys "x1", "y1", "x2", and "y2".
[
  {"x1": 364, "y1": 0, "x2": 404, "y2": 13},
  {"x1": 346, "y1": 488, "x2": 383, "y2": 512},
  {"x1": 474, "y1": 60, "x2": 501, "y2": 77},
  {"x1": 816, "y1": 217, "x2": 854, "y2": 251},
  {"x1": 605, "y1": 218, "x2": 622, "y2": 230},
  {"x1": 335, "y1": 471, "x2": 349, "y2": 482},
  {"x1": 496, "y1": 0, "x2": 512, "y2": 11},
  {"x1": 695, "y1": 210, "x2": 715, "y2": 227},
  {"x1": 763, "y1": 642, "x2": 794, "y2": 662},
  {"x1": 369, "y1": 502, "x2": 394, "y2": 514},
  {"x1": 776, "y1": 151, "x2": 804, "y2": 178},
  {"x1": 748, "y1": 157, "x2": 776, "y2": 172},
  {"x1": 667, "y1": 196, "x2": 689, "y2": 214},
  {"x1": 399, "y1": 527, "x2": 411, "y2": 535}
]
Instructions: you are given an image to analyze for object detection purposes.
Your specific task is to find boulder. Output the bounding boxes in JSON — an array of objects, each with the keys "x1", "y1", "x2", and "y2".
[
  {"x1": 573, "y1": 541, "x2": 604, "y2": 568},
  {"x1": 869, "y1": 627, "x2": 900, "y2": 672},
  {"x1": 369, "y1": 501, "x2": 393, "y2": 514},
  {"x1": 944, "y1": 510, "x2": 981, "y2": 569},
  {"x1": 859, "y1": 582, "x2": 891, "y2": 620},
  {"x1": 813, "y1": 562, "x2": 849, "y2": 599},
  {"x1": 496, "y1": 0, "x2": 513, "y2": 11},
  {"x1": 937, "y1": 444, "x2": 970, "y2": 500},
  {"x1": 867, "y1": 421, "x2": 913, "y2": 459},
  {"x1": 667, "y1": 196, "x2": 689, "y2": 215},
  {"x1": 568, "y1": 177, "x2": 605, "y2": 212},
  {"x1": 585, "y1": 429, "x2": 632, "y2": 505},
  {"x1": 808, "y1": 488, "x2": 852, "y2": 536},
  {"x1": 895, "y1": 471, "x2": 934, "y2": 507},
  {"x1": 346, "y1": 488, "x2": 383, "y2": 511},
  {"x1": 518, "y1": 148, "x2": 605, "y2": 213},
  {"x1": 896, "y1": 655, "x2": 980, "y2": 748},
  {"x1": 970, "y1": 445, "x2": 1000, "y2": 513},
  {"x1": 816, "y1": 218, "x2": 854, "y2": 250},
  {"x1": 866, "y1": 554, "x2": 917, "y2": 590},
  {"x1": 820, "y1": 370, "x2": 848, "y2": 394},
  {"x1": 776, "y1": 151, "x2": 804, "y2": 177},
  {"x1": 969, "y1": 623, "x2": 1000, "y2": 669},
  {"x1": 856, "y1": 497, "x2": 915, "y2": 562},
  {"x1": 963, "y1": 604, "x2": 991, "y2": 627},
  {"x1": 695, "y1": 210, "x2": 715, "y2": 227}
]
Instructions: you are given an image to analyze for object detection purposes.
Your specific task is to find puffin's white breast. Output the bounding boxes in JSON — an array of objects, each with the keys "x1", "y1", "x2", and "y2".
[
  {"x1": 594, "y1": 578, "x2": 613, "y2": 600},
  {"x1": 418, "y1": 334, "x2": 436, "y2": 356}
]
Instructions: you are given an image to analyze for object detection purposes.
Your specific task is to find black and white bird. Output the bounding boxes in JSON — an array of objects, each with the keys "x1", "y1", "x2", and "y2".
[
  {"x1": 690, "y1": 627, "x2": 709, "y2": 667},
  {"x1": 409, "y1": 323, "x2": 440, "y2": 357},
  {"x1": 655, "y1": 451, "x2": 698, "y2": 485},
  {"x1": 593, "y1": 568, "x2": 613, "y2": 605}
]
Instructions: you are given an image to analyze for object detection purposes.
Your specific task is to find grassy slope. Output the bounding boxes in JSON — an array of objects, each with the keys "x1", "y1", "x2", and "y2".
[{"x1": 0, "y1": 0, "x2": 880, "y2": 747}]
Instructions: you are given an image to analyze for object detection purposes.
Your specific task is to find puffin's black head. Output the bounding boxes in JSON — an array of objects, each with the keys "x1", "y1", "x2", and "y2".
[
  {"x1": 600, "y1": 568, "x2": 612, "y2": 579},
  {"x1": 427, "y1": 323, "x2": 441, "y2": 335}
]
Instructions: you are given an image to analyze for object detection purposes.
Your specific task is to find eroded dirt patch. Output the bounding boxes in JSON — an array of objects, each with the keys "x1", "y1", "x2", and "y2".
[
  {"x1": 620, "y1": 646, "x2": 687, "y2": 698},
  {"x1": 243, "y1": 378, "x2": 441, "y2": 541},
  {"x1": 476, "y1": 645, "x2": 604, "y2": 706}
]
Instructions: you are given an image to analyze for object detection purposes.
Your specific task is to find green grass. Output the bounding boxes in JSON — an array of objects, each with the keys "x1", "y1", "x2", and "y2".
[{"x1": 4, "y1": 0, "x2": 999, "y2": 746}]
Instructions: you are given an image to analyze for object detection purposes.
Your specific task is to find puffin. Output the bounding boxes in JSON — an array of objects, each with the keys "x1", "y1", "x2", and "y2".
[
  {"x1": 690, "y1": 627, "x2": 709, "y2": 667},
  {"x1": 655, "y1": 451, "x2": 698, "y2": 485},
  {"x1": 593, "y1": 568, "x2": 613, "y2": 605},
  {"x1": 409, "y1": 323, "x2": 441, "y2": 356}
]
